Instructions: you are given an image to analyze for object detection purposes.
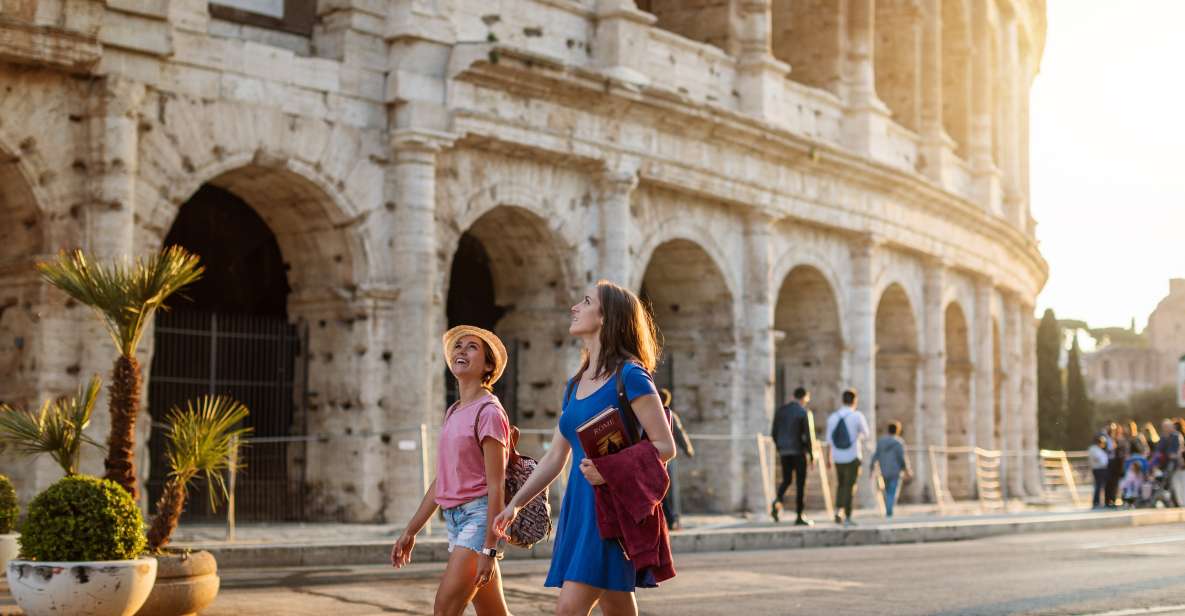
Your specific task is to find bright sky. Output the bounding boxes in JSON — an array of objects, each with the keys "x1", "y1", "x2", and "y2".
[{"x1": 1030, "y1": 0, "x2": 1185, "y2": 331}]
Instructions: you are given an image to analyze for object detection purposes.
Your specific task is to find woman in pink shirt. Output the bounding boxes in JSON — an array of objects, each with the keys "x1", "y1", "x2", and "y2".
[{"x1": 391, "y1": 325, "x2": 512, "y2": 616}]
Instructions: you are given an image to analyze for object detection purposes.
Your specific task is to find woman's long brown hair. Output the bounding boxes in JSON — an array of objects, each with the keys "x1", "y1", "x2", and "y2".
[{"x1": 575, "y1": 280, "x2": 662, "y2": 381}]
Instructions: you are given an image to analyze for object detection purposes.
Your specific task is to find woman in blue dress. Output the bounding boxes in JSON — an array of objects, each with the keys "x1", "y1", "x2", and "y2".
[{"x1": 493, "y1": 280, "x2": 677, "y2": 616}]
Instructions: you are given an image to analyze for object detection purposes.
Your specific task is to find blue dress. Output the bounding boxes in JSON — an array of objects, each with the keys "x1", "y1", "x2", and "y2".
[{"x1": 544, "y1": 363, "x2": 658, "y2": 592}]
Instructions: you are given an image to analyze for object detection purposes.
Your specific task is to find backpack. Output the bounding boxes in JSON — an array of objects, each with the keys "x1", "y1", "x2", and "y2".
[
  {"x1": 473, "y1": 403, "x2": 552, "y2": 548},
  {"x1": 831, "y1": 413, "x2": 853, "y2": 450}
]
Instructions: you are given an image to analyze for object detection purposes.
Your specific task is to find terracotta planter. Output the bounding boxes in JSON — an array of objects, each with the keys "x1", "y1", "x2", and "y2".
[
  {"x1": 0, "y1": 534, "x2": 17, "y2": 572},
  {"x1": 7, "y1": 557, "x2": 158, "y2": 616},
  {"x1": 135, "y1": 550, "x2": 220, "y2": 616}
]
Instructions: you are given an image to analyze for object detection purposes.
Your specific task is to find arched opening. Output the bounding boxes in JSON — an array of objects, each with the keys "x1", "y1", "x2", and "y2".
[
  {"x1": 445, "y1": 206, "x2": 573, "y2": 432},
  {"x1": 773, "y1": 265, "x2": 842, "y2": 418},
  {"x1": 874, "y1": 0, "x2": 924, "y2": 132},
  {"x1": 634, "y1": 0, "x2": 730, "y2": 53},
  {"x1": 148, "y1": 184, "x2": 300, "y2": 522},
  {"x1": 640, "y1": 239, "x2": 735, "y2": 512},
  {"x1": 944, "y1": 302, "x2": 973, "y2": 499},
  {"x1": 771, "y1": 0, "x2": 845, "y2": 95},
  {"x1": 875, "y1": 284, "x2": 920, "y2": 499},
  {"x1": 942, "y1": 0, "x2": 973, "y2": 157},
  {"x1": 774, "y1": 265, "x2": 843, "y2": 512},
  {"x1": 0, "y1": 149, "x2": 42, "y2": 411}
]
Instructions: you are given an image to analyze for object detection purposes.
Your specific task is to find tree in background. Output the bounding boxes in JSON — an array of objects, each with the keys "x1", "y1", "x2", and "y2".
[
  {"x1": 1065, "y1": 335, "x2": 1094, "y2": 448},
  {"x1": 1037, "y1": 309, "x2": 1067, "y2": 449}
]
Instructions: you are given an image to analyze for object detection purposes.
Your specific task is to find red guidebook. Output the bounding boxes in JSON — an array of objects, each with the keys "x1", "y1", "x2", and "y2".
[{"x1": 576, "y1": 406, "x2": 632, "y2": 459}]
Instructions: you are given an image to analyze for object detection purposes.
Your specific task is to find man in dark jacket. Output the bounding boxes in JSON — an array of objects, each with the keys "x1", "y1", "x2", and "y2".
[{"x1": 771, "y1": 387, "x2": 816, "y2": 525}]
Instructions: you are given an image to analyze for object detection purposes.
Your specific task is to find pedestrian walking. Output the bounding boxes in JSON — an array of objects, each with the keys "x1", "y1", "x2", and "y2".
[
  {"x1": 868, "y1": 421, "x2": 912, "y2": 518},
  {"x1": 659, "y1": 387, "x2": 694, "y2": 531},
  {"x1": 493, "y1": 281, "x2": 678, "y2": 616},
  {"x1": 391, "y1": 326, "x2": 512, "y2": 616},
  {"x1": 1088, "y1": 435, "x2": 1109, "y2": 509},
  {"x1": 770, "y1": 386, "x2": 816, "y2": 526},
  {"x1": 825, "y1": 389, "x2": 870, "y2": 526}
]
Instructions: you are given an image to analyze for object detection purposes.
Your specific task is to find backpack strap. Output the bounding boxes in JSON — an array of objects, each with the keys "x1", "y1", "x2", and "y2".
[
  {"x1": 473, "y1": 401, "x2": 520, "y2": 461},
  {"x1": 616, "y1": 362, "x2": 643, "y2": 445}
]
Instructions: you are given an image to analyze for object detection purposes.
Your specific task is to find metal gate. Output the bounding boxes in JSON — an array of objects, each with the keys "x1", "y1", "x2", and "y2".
[{"x1": 147, "y1": 311, "x2": 307, "y2": 522}]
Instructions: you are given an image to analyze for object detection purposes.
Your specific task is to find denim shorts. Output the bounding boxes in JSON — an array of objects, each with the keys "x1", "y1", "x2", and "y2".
[{"x1": 444, "y1": 495, "x2": 488, "y2": 554}]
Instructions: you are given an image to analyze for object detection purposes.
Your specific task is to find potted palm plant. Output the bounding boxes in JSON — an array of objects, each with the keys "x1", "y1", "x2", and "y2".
[
  {"x1": 0, "y1": 474, "x2": 18, "y2": 572},
  {"x1": 136, "y1": 395, "x2": 250, "y2": 616},
  {"x1": 0, "y1": 377, "x2": 158, "y2": 616},
  {"x1": 36, "y1": 247, "x2": 203, "y2": 500}
]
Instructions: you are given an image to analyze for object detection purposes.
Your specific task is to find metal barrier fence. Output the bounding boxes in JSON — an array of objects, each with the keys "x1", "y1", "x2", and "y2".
[{"x1": 197, "y1": 429, "x2": 1089, "y2": 533}]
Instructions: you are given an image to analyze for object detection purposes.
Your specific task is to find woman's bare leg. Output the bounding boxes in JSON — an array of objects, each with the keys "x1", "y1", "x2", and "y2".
[
  {"x1": 555, "y1": 581, "x2": 603, "y2": 616},
  {"x1": 434, "y1": 549, "x2": 481, "y2": 616},
  {"x1": 597, "y1": 590, "x2": 637, "y2": 616},
  {"x1": 472, "y1": 560, "x2": 511, "y2": 616}
]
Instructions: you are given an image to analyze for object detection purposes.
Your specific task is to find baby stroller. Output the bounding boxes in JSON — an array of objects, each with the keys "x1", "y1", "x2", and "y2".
[{"x1": 1125, "y1": 455, "x2": 1175, "y2": 508}]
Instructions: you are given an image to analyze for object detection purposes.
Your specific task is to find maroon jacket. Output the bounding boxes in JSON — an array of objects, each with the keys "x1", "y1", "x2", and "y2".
[{"x1": 593, "y1": 441, "x2": 676, "y2": 585}]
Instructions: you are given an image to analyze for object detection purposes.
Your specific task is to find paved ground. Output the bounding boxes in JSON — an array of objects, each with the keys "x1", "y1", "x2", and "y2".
[{"x1": 198, "y1": 524, "x2": 1185, "y2": 615}]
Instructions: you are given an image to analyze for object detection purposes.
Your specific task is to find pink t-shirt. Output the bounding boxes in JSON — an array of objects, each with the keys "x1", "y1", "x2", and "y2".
[{"x1": 434, "y1": 393, "x2": 511, "y2": 509}]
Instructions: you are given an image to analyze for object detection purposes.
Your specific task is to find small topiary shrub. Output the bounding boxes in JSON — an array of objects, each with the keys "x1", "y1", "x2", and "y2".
[
  {"x1": 19, "y1": 475, "x2": 146, "y2": 561},
  {"x1": 0, "y1": 474, "x2": 17, "y2": 534}
]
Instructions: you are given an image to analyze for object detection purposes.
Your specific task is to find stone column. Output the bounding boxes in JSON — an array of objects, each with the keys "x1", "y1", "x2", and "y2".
[
  {"x1": 593, "y1": 0, "x2": 657, "y2": 86},
  {"x1": 921, "y1": 258, "x2": 947, "y2": 502},
  {"x1": 79, "y1": 78, "x2": 147, "y2": 488},
  {"x1": 919, "y1": 0, "x2": 957, "y2": 187},
  {"x1": 597, "y1": 163, "x2": 638, "y2": 287},
  {"x1": 383, "y1": 129, "x2": 454, "y2": 522},
  {"x1": 1004, "y1": 294, "x2": 1025, "y2": 496},
  {"x1": 969, "y1": 0, "x2": 1001, "y2": 214},
  {"x1": 734, "y1": 0, "x2": 791, "y2": 122},
  {"x1": 974, "y1": 276, "x2": 995, "y2": 450},
  {"x1": 738, "y1": 213, "x2": 775, "y2": 512},
  {"x1": 842, "y1": 0, "x2": 892, "y2": 157},
  {"x1": 848, "y1": 234, "x2": 879, "y2": 509},
  {"x1": 1021, "y1": 304, "x2": 1041, "y2": 494},
  {"x1": 999, "y1": 17, "x2": 1024, "y2": 229}
]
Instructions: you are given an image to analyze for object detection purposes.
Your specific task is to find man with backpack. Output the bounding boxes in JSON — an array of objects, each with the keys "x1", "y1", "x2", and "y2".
[{"x1": 825, "y1": 389, "x2": 870, "y2": 526}]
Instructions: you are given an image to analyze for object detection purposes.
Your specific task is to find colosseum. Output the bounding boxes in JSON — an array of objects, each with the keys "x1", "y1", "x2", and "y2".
[{"x1": 0, "y1": 0, "x2": 1046, "y2": 522}]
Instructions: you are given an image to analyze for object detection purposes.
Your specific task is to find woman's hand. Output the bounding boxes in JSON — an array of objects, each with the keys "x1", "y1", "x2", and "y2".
[
  {"x1": 580, "y1": 458, "x2": 605, "y2": 486},
  {"x1": 492, "y1": 505, "x2": 519, "y2": 539},
  {"x1": 474, "y1": 553, "x2": 495, "y2": 587},
  {"x1": 390, "y1": 532, "x2": 415, "y2": 568}
]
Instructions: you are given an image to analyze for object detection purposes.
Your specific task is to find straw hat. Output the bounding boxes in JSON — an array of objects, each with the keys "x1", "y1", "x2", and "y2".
[{"x1": 442, "y1": 325, "x2": 508, "y2": 386}]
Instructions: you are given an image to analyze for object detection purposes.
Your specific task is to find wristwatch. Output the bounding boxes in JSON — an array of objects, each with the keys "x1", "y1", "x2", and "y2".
[{"x1": 480, "y1": 547, "x2": 502, "y2": 559}]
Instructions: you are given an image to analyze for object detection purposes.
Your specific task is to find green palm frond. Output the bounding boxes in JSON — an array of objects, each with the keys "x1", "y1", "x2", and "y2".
[
  {"x1": 0, "y1": 376, "x2": 104, "y2": 476},
  {"x1": 36, "y1": 246, "x2": 204, "y2": 357},
  {"x1": 163, "y1": 395, "x2": 252, "y2": 511}
]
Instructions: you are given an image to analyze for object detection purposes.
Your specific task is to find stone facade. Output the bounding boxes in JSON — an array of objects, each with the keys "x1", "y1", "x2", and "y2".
[
  {"x1": 0, "y1": 0, "x2": 1046, "y2": 520},
  {"x1": 1085, "y1": 279, "x2": 1185, "y2": 403}
]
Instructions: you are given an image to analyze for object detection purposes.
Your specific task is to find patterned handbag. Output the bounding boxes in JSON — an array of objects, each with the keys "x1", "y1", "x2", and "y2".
[{"x1": 474, "y1": 404, "x2": 552, "y2": 548}]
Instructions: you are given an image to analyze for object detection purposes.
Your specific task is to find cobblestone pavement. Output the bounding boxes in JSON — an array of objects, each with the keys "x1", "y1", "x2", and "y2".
[{"x1": 196, "y1": 524, "x2": 1185, "y2": 615}]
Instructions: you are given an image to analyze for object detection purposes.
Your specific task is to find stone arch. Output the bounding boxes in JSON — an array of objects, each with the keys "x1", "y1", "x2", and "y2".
[
  {"x1": 942, "y1": 0, "x2": 973, "y2": 157},
  {"x1": 635, "y1": 0, "x2": 730, "y2": 53},
  {"x1": 633, "y1": 222, "x2": 738, "y2": 305},
  {"x1": 874, "y1": 0, "x2": 924, "y2": 132},
  {"x1": 444, "y1": 204, "x2": 575, "y2": 429},
  {"x1": 875, "y1": 283, "x2": 920, "y2": 497},
  {"x1": 774, "y1": 265, "x2": 845, "y2": 416},
  {"x1": 640, "y1": 238, "x2": 736, "y2": 512},
  {"x1": 771, "y1": 0, "x2": 845, "y2": 94},
  {"x1": 944, "y1": 301, "x2": 974, "y2": 498},
  {"x1": 141, "y1": 157, "x2": 365, "y2": 300},
  {"x1": 452, "y1": 181, "x2": 576, "y2": 263}
]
